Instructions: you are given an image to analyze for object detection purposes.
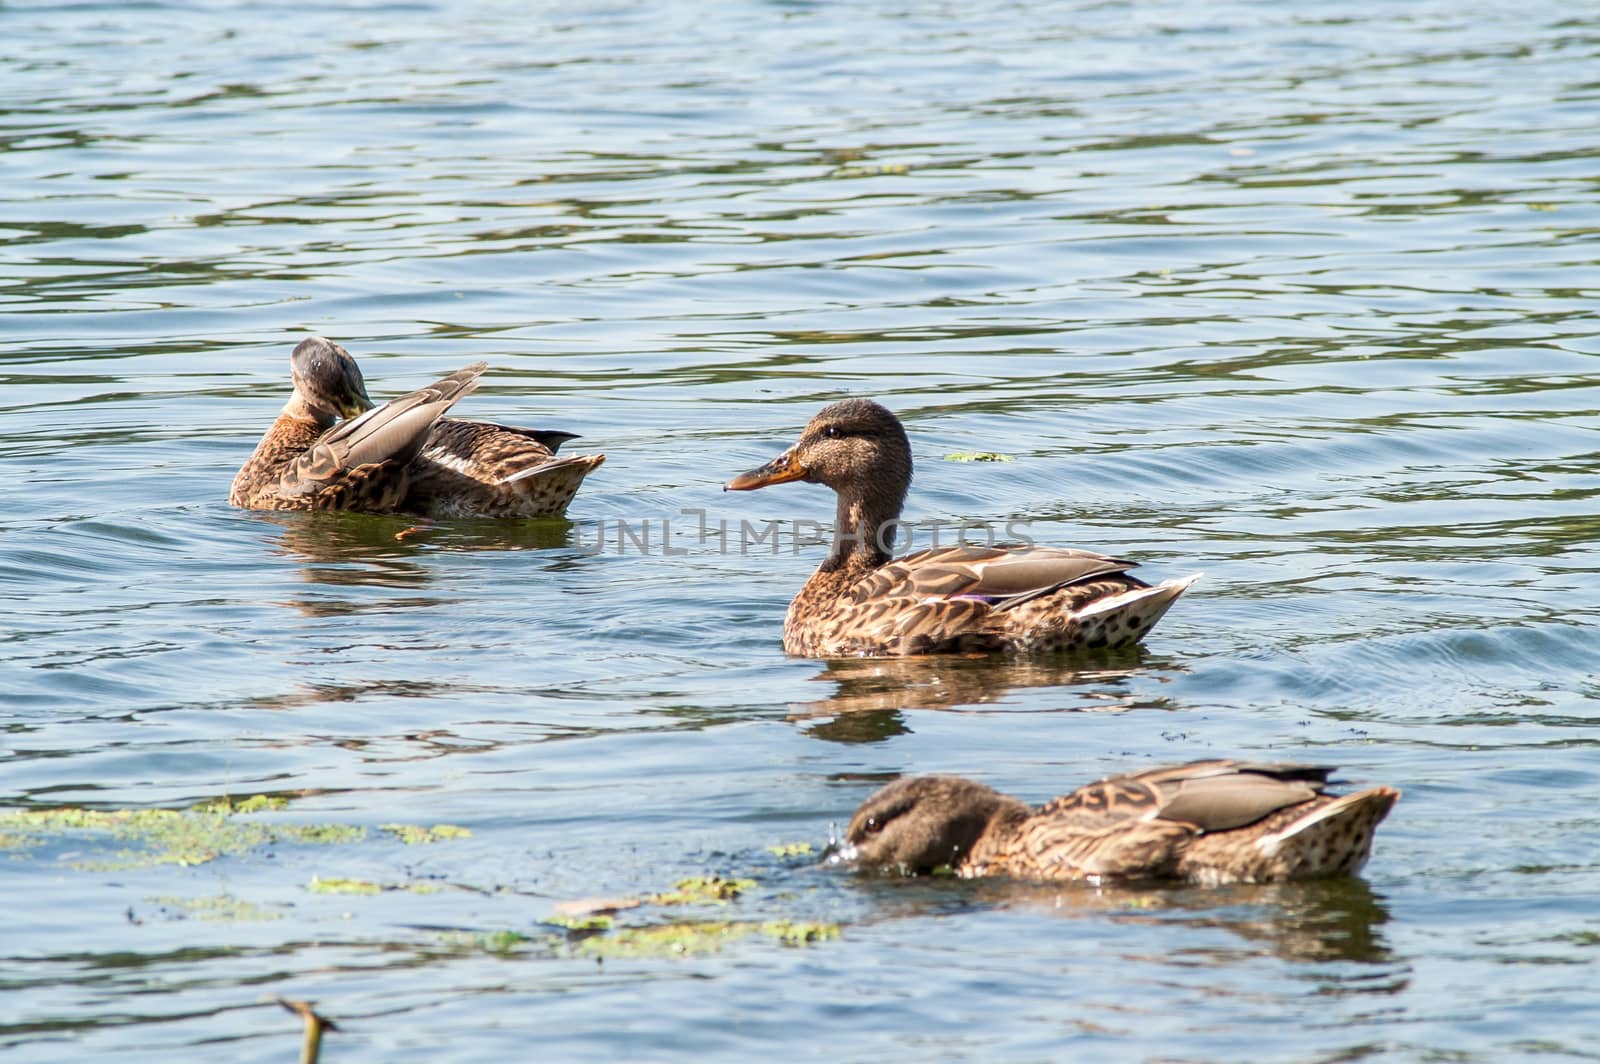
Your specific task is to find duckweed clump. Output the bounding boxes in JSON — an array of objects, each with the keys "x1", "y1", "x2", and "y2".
[
  {"x1": 575, "y1": 920, "x2": 749, "y2": 958},
  {"x1": 760, "y1": 920, "x2": 841, "y2": 946},
  {"x1": 146, "y1": 894, "x2": 284, "y2": 922},
  {"x1": 0, "y1": 805, "x2": 352, "y2": 869},
  {"x1": 381, "y1": 824, "x2": 472, "y2": 845},
  {"x1": 650, "y1": 875, "x2": 757, "y2": 905},
  {"x1": 524, "y1": 872, "x2": 842, "y2": 959},
  {"x1": 194, "y1": 795, "x2": 290, "y2": 814}
]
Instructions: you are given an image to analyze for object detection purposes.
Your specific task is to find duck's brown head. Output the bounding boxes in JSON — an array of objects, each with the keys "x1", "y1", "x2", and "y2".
[
  {"x1": 289, "y1": 337, "x2": 374, "y2": 423},
  {"x1": 839, "y1": 775, "x2": 1022, "y2": 876},
  {"x1": 725, "y1": 399, "x2": 912, "y2": 499}
]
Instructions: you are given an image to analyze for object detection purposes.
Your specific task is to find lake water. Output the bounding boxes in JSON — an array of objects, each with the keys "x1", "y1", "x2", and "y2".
[{"x1": 5, "y1": 0, "x2": 1600, "y2": 1059}]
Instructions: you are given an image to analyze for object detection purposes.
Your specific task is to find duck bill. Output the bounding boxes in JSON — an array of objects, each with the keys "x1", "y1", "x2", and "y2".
[
  {"x1": 339, "y1": 395, "x2": 375, "y2": 419},
  {"x1": 725, "y1": 448, "x2": 808, "y2": 491},
  {"x1": 340, "y1": 376, "x2": 376, "y2": 419}
]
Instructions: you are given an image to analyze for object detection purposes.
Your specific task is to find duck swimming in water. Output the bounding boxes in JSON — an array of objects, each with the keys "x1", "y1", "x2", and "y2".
[
  {"x1": 229, "y1": 336, "x2": 603, "y2": 517},
  {"x1": 725, "y1": 399, "x2": 1196, "y2": 656}
]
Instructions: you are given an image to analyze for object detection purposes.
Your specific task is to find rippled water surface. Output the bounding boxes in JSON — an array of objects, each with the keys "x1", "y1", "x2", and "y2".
[{"x1": 6, "y1": 0, "x2": 1600, "y2": 1059}]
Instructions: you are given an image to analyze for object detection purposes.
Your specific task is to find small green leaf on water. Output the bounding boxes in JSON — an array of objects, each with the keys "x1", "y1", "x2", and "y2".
[
  {"x1": 1528, "y1": 202, "x2": 1559, "y2": 211},
  {"x1": 944, "y1": 452, "x2": 1014, "y2": 463},
  {"x1": 381, "y1": 823, "x2": 472, "y2": 845},
  {"x1": 766, "y1": 842, "x2": 815, "y2": 858},
  {"x1": 307, "y1": 875, "x2": 383, "y2": 895}
]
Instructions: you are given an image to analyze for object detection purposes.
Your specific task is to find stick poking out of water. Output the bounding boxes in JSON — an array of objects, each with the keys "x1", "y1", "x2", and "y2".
[{"x1": 275, "y1": 997, "x2": 339, "y2": 1064}]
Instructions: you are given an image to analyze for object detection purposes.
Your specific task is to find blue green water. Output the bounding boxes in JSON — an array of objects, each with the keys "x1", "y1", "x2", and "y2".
[{"x1": 5, "y1": 1, "x2": 1600, "y2": 1059}]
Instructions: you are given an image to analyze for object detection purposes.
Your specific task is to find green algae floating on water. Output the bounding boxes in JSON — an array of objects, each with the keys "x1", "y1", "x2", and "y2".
[
  {"x1": 575, "y1": 920, "x2": 750, "y2": 958},
  {"x1": 760, "y1": 921, "x2": 841, "y2": 947},
  {"x1": 944, "y1": 452, "x2": 1014, "y2": 463},
  {"x1": 649, "y1": 875, "x2": 757, "y2": 905},
  {"x1": 0, "y1": 804, "x2": 361, "y2": 869},
  {"x1": 381, "y1": 823, "x2": 472, "y2": 844},
  {"x1": 766, "y1": 842, "x2": 815, "y2": 858},
  {"x1": 574, "y1": 918, "x2": 842, "y2": 959},
  {"x1": 545, "y1": 913, "x2": 616, "y2": 932},
  {"x1": 306, "y1": 875, "x2": 443, "y2": 896},
  {"x1": 145, "y1": 893, "x2": 285, "y2": 922},
  {"x1": 0, "y1": 796, "x2": 464, "y2": 872},
  {"x1": 306, "y1": 876, "x2": 384, "y2": 896}
]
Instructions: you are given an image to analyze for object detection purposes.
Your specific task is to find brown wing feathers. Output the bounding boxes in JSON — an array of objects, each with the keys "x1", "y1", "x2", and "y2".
[{"x1": 280, "y1": 363, "x2": 485, "y2": 501}]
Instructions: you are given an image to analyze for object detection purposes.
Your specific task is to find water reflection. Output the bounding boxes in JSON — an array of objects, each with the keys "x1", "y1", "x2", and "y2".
[
  {"x1": 791, "y1": 652, "x2": 1180, "y2": 722},
  {"x1": 856, "y1": 875, "x2": 1398, "y2": 969},
  {"x1": 266, "y1": 511, "x2": 576, "y2": 566},
  {"x1": 258, "y1": 511, "x2": 581, "y2": 616},
  {"x1": 989, "y1": 879, "x2": 1400, "y2": 968}
]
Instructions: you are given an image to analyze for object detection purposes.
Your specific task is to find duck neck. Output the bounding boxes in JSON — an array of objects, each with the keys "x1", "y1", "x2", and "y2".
[
  {"x1": 282, "y1": 393, "x2": 338, "y2": 429},
  {"x1": 965, "y1": 796, "x2": 1034, "y2": 870},
  {"x1": 821, "y1": 480, "x2": 904, "y2": 573}
]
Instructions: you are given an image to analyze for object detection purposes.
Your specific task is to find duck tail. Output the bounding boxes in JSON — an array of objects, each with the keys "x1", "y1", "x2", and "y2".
[{"x1": 1254, "y1": 786, "x2": 1400, "y2": 878}]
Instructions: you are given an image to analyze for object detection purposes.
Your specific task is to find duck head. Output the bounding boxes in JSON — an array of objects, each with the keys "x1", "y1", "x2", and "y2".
[
  {"x1": 289, "y1": 336, "x2": 374, "y2": 422},
  {"x1": 725, "y1": 398, "x2": 912, "y2": 497},
  {"x1": 839, "y1": 775, "x2": 1023, "y2": 876}
]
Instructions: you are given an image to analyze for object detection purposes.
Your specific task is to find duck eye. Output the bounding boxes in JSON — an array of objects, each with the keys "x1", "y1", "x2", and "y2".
[
  {"x1": 864, "y1": 817, "x2": 884, "y2": 834},
  {"x1": 822, "y1": 425, "x2": 841, "y2": 439}
]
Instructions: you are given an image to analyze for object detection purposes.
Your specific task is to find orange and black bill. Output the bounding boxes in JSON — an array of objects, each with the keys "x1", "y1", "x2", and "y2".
[{"x1": 725, "y1": 448, "x2": 808, "y2": 491}]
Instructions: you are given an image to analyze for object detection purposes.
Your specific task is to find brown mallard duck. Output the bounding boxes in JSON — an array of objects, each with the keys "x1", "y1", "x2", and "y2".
[
  {"x1": 725, "y1": 399, "x2": 1197, "y2": 656},
  {"x1": 229, "y1": 337, "x2": 603, "y2": 516},
  {"x1": 837, "y1": 760, "x2": 1399, "y2": 886}
]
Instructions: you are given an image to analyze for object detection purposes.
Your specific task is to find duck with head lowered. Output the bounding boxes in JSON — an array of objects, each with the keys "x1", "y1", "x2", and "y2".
[
  {"x1": 835, "y1": 759, "x2": 1398, "y2": 886},
  {"x1": 725, "y1": 399, "x2": 1197, "y2": 657},
  {"x1": 230, "y1": 337, "x2": 603, "y2": 517}
]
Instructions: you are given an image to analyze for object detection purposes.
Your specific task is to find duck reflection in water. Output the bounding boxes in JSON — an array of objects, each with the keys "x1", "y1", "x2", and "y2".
[
  {"x1": 258, "y1": 510, "x2": 579, "y2": 616},
  {"x1": 791, "y1": 651, "x2": 1179, "y2": 743},
  {"x1": 851, "y1": 873, "x2": 1397, "y2": 967}
]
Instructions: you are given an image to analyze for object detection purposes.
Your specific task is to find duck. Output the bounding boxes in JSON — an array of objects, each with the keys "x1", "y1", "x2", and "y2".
[
  {"x1": 724, "y1": 399, "x2": 1197, "y2": 656},
  {"x1": 229, "y1": 337, "x2": 603, "y2": 516},
  {"x1": 836, "y1": 760, "x2": 1399, "y2": 886}
]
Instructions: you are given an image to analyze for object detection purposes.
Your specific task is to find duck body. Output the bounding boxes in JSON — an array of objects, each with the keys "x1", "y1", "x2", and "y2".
[
  {"x1": 230, "y1": 337, "x2": 602, "y2": 517},
  {"x1": 726, "y1": 398, "x2": 1196, "y2": 657},
  {"x1": 841, "y1": 760, "x2": 1399, "y2": 886}
]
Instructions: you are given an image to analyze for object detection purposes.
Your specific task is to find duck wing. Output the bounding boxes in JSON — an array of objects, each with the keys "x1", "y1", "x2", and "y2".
[
  {"x1": 277, "y1": 363, "x2": 485, "y2": 507},
  {"x1": 851, "y1": 544, "x2": 1142, "y2": 608}
]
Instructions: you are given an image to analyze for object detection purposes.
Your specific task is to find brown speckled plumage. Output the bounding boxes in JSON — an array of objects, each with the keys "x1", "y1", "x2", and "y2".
[
  {"x1": 725, "y1": 398, "x2": 1198, "y2": 657},
  {"x1": 841, "y1": 761, "x2": 1399, "y2": 886},
  {"x1": 230, "y1": 337, "x2": 603, "y2": 517},
  {"x1": 404, "y1": 418, "x2": 604, "y2": 519}
]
